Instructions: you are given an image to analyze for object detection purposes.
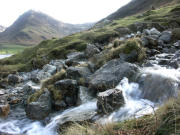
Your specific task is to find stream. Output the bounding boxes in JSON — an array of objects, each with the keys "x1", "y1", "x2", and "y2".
[{"x1": 0, "y1": 51, "x2": 180, "y2": 135}]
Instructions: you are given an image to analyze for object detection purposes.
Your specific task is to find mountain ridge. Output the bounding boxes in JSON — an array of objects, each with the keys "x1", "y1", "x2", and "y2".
[{"x1": 0, "y1": 10, "x2": 94, "y2": 45}]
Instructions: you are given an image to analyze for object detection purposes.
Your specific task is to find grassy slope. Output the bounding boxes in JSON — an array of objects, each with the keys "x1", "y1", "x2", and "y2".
[{"x1": 0, "y1": 3, "x2": 180, "y2": 77}]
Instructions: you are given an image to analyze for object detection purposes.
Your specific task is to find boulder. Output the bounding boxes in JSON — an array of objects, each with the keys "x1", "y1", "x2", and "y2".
[
  {"x1": 136, "y1": 68, "x2": 180, "y2": 103},
  {"x1": 66, "y1": 66, "x2": 92, "y2": 80},
  {"x1": 25, "y1": 89, "x2": 51, "y2": 120},
  {"x1": 8, "y1": 74, "x2": 21, "y2": 85},
  {"x1": 115, "y1": 27, "x2": 131, "y2": 36},
  {"x1": 119, "y1": 50, "x2": 138, "y2": 63},
  {"x1": 97, "y1": 88, "x2": 125, "y2": 114},
  {"x1": 0, "y1": 104, "x2": 10, "y2": 117},
  {"x1": 159, "y1": 31, "x2": 172, "y2": 43},
  {"x1": 55, "y1": 79, "x2": 78, "y2": 107},
  {"x1": 89, "y1": 59, "x2": 139, "y2": 92},
  {"x1": 85, "y1": 44, "x2": 100, "y2": 58},
  {"x1": 42, "y1": 64, "x2": 56, "y2": 75}
]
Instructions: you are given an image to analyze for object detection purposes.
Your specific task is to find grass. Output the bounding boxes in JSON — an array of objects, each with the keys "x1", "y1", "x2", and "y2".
[{"x1": 0, "y1": 44, "x2": 27, "y2": 54}]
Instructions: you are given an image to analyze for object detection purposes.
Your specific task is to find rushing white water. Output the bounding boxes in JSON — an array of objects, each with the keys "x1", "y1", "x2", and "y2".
[
  {"x1": 0, "y1": 54, "x2": 12, "y2": 59},
  {"x1": 97, "y1": 78, "x2": 155, "y2": 124}
]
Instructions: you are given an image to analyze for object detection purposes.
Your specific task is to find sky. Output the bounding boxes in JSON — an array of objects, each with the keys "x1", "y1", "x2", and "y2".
[{"x1": 0, "y1": 0, "x2": 131, "y2": 27}]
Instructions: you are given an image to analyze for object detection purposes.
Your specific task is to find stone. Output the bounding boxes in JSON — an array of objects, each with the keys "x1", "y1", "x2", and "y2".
[
  {"x1": 42, "y1": 64, "x2": 56, "y2": 75},
  {"x1": 85, "y1": 44, "x2": 100, "y2": 58},
  {"x1": 136, "y1": 69, "x2": 180, "y2": 103},
  {"x1": 143, "y1": 29, "x2": 151, "y2": 35},
  {"x1": 97, "y1": 88, "x2": 125, "y2": 114},
  {"x1": 150, "y1": 28, "x2": 161, "y2": 36},
  {"x1": 66, "y1": 52, "x2": 85, "y2": 60},
  {"x1": 119, "y1": 50, "x2": 138, "y2": 62},
  {"x1": 8, "y1": 74, "x2": 21, "y2": 85},
  {"x1": 55, "y1": 79, "x2": 78, "y2": 107},
  {"x1": 55, "y1": 79, "x2": 78, "y2": 90},
  {"x1": 66, "y1": 66, "x2": 92, "y2": 80},
  {"x1": 50, "y1": 60, "x2": 67, "y2": 71},
  {"x1": 0, "y1": 104, "x2": 10, "y2": 117},
  {"x1": 159, "y1": 31, "x2": 172, "y2": 43},
  {"x1": 89, "y1": 59, "x2": 139, "y2": 92},
  {"x1": 25, "y1": 89, "x2": 52, "y2": 120},
  {"x1": 169, "y1": 50, "x2": 180, "y2": 68}
]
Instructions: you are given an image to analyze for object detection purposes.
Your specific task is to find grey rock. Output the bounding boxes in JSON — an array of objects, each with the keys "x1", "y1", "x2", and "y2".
[
  {"x1": 119, "y1": 50, "x2": 138, "y2": 62},
  {"x1": 66, "y1": 52, "x2": 85, "y2": 60},
  {"x1": 42, "y1": 64, "x2": 56, "y2": 75},
  {"x1": 150, "y1": 28, "x2": 161, "y2": 36},
  {"x1": 159, "y1": 31, "x2": 172, "y2": 43},
  {"x1": 89, "y1": 59, "x2": 139, "y2": 92},
  {"x1": 8, "y1": 74, "x2": 21, "y2": 85},
  {"x1": 143, "y1": 29, "x2": 151, "y2": 35},
  {"x1": 169, "y1": 50, "x2": 180, "y2": 68},
  {"x1": 85, "y1": 44, "x2": 100, "y2": 58},
  {"x1": 50, "y1": 60, "x2": 67, "y2": 71},
  {"x1": 55, "y1": 79, "x2": 78, "y2": 90},
  {"x1": 97, "y1": 88, "x2": 125, "y2": 114},
  {"x1": 25, "y1": 89, "x2": 51, "y2": 120},
  {"x1": 66, "y1": 66, "x2": 92, "y2": 80}
]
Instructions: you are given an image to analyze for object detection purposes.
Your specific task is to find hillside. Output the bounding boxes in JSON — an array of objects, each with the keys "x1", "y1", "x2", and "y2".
[
  {"x1": 0, "y1": 10, "x2": 93, "y2": 45},
  {"x1": 0, "y1": 25, "x2": 6, "y2": 32},
  {"x1": 102, "y1": 0, "x2": 179, "y2": 21}
]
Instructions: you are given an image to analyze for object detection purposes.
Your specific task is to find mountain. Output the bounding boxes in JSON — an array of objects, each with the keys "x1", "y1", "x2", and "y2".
[
  {"x1": 103, "y1": 0, "x2": 179, "y2": 21},
  {"x1": 0, "y1": 10, "x2": 94, "y2": 45},
  {"x1": 0, "y1": 25, "x2": 6, "y2": 32}
]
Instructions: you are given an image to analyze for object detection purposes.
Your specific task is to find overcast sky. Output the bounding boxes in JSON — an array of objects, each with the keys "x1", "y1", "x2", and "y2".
[{"x1": 0, "y1": 0, "x2": 131, "y2": 27}]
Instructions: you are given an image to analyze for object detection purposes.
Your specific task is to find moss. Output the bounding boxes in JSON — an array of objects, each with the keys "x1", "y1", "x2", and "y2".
[{"x1": 27, "y1": 89, "x2": 44, "y2": 103}]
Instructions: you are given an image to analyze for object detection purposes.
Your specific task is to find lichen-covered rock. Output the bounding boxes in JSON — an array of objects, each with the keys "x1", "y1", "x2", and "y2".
[
  {"x1": 25, "y1": 89, "x2": 51, "y2": 120},
  {"x1": 97, "y1": 88, "x2": 124, "y2": 114},
  {"x1": 89, "y1": 59, "x2": 139, "y2": 92},
  {"x1": 0, "y1": 104, "x2": 10, "y2": 117}
]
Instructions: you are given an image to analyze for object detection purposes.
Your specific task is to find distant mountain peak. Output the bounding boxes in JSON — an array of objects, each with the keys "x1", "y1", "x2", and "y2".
[{"x1": 0, "y1": 10, "x2": 94, "y2": 45}]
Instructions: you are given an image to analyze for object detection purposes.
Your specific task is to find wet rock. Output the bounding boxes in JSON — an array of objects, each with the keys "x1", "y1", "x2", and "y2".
[
  {"x1": 0, "y1": 104, "x2": 10, "y2": 117},
  {"x1": 0, "y1": 90, "x2": 5, "y2": 95},
  {"x1": 66, "y1": 66, "x2": 92, "y2": 80},
  {"x1": 173, "y1": 41, "x2": 180, "y2": 49},
  {"x1": 159, "y1": 31, "x2": 172, "y2": 43},
  {"x1": 78, "y1": 86, "x2": 92, "y2": 104},
  {"x1": 89, "y1": 59, "x2": 139, "y2": 92},
  {"x1": 31, "y1": 72, "x2": 40, "y2": 83},
  {"x1": 97, "y1": 88, "x2": 125, "y2": 114},
  {"x1": 8, "y1": 74, "x2": 21, "y2": 85},
  {"x1": 136, "y1": 68, "x2": 180, "y2": 103},
  {"x1": 8, "y1": 97, "x2": 20, "y2": 105},
  {"x1": 42, "y1": 64, "x2": 56, "y2": 75},
  {"x1": 169, "y1": 50, "x2": 180, "y2": 68},
  {"x1": 25, "y1": 89, "x2": 51, "y2": 120},
  {"x1": 141, "y1": 37, "x2": 149, "y2": 47},
  {"x1": 85, "y1": 44, "x2": 100, "y2": 58}
]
